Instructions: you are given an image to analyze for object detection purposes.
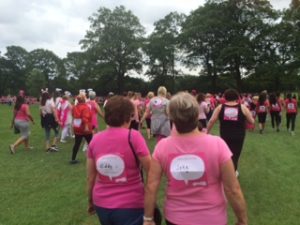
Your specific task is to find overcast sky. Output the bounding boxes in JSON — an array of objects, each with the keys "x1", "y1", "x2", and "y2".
[{"x1": 0, "y1": 0, "x2": 290, "y2": 58}]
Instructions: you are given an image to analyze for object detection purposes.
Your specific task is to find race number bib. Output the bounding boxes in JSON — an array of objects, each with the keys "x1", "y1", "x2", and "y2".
[
  {"x1": 259, "y1": 106, "x2": 266, "y2": 112},
  {"x1": 168, "y1": 153, "x2": 208, "y2": 188},
  {"x1": 271, "y1": 104, "x2": 279, "y2": 111},
  {"x1": 224, "y1": 107, "x2": 238, "y2": 121},
  {"x1": 287, "y1": 103, "x2": 295, "y2": 110},
  {"x1": 73, "y1": 119, "x2": 82, "y2": 127},
  {"x1": 96, "y1": 154, "x2": 127, "y2": 183},
  {"x1": 153, "y1": 98, "x2": 162, "y2": 105}
]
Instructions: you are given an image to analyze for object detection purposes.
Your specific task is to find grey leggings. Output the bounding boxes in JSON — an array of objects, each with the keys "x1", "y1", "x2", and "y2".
[
  {"x1": 44, "y1": 127, "x2": 59, "y2": 141},
  {"x1": 14, "y1": 120, "x2": 30, "y2": 139}
]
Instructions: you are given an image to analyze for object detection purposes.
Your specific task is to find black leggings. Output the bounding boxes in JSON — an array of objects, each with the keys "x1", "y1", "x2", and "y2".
[
  {"x1": 286, "y1": 113, "x2": 296, "y2": 131},
  {"x1": 71, "y1": 134, "x2": 93, "y2": 160},
  {"x1": 221, "y1": 136, "x2": 245, "y2": 170},
  {"x1": 270, "y1": 111, "x2": 281, "y2": 128}
]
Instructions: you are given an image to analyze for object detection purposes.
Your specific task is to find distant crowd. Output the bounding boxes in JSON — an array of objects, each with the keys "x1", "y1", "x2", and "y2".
[{"x1": 7, "y1": 87, "x2": 298, "y2": 225}]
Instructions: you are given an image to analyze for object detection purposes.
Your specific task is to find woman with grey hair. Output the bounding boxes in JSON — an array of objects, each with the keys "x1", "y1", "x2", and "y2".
[
  {"x1": 87, "y1": 91, "x2": 104, "y2": 132},
  {"x1": 143, "y1": 92, "x2": 248, "y2": 225},
  {"x1": 141, "y1": 86, "x2": 170, "y2": 143}
]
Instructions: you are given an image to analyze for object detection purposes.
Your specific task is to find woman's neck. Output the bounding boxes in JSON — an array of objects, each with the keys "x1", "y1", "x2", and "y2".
[{"x1": 175, "y1": 127, "x2": 203, "y2": 137}]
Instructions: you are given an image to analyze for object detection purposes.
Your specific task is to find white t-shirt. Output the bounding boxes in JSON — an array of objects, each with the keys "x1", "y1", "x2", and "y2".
[{"x1": 40, "y1": 99, "x2": 55, "y2": 116}]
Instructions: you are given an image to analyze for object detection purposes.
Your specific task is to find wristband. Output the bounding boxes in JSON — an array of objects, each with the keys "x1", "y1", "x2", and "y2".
[{"x1": 143, "y1": 216, "x2": 153, "y2": 222}]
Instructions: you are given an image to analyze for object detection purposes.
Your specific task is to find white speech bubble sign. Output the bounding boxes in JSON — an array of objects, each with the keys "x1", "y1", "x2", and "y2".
[
  {"x1": 96, "y1": 154, "x2": 125, "y2": 180},
  {"x1": 153, "y1": 98, "x2": 162, "y2": 106},
  {"x1": 224, "y1": 107, "x2": 238, "y2": 119},
  {"x1": 170, "y1": 154, "x2": 205, "y2": 185}
]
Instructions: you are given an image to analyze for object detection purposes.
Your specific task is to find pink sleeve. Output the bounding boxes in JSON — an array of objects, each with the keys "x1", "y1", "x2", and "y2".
[
  {"x1": 152, "y1": 141, "x2": 169, "y2": 173},
  {"x1": 132, "y1": 130, "x2": 150, "y2": 157},
  {"x1": 217, "y1": 137, "x2": 233, "y2": 165}
]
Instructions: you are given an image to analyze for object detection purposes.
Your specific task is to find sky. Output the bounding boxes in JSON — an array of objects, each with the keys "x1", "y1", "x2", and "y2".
[{"x1": 0, "y1": 0, "x2": 291, "y2": 59}]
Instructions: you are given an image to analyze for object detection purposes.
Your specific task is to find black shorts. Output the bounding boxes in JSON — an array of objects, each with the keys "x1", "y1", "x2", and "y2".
[
  {"x1": 41, "y1": 114, "x2": 58, "y2": 129},
  {"x1": 258, "y1": 113, "x2": 267, "y2": 123},
  {"x1": 146, "y1": 118, "x2": 151, "y2": 129}
]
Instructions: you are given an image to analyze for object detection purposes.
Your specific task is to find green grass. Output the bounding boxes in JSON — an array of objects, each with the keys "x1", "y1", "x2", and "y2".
[{"x1": 0, "y1": 104, "x2": 299, "y2": 225}]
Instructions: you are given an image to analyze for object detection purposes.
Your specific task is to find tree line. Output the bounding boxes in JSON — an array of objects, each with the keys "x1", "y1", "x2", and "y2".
[{"x1": 1, "y1": 0, "x2": 300, "y2": 97}]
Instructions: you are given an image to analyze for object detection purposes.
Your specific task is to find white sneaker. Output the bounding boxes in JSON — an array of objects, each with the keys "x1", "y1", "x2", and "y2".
[
  {"x1": 60, "y1": 139, "x2": 67, "y2": 143},
  {"x1": 82, "y1": 143, "x2": 88, "y2": 152}
]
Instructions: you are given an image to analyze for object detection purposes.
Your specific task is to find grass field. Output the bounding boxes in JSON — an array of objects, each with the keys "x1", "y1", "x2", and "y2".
[{"x1": 0, "y1": 104, "x2": 299, "y2": 225}]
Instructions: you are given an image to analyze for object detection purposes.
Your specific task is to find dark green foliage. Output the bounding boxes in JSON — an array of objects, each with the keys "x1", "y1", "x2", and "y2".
[
  {"x1": 80, "y1": 6, "x2": 145, "y2": 94},
  {"x1": 1, "y1": 3, "x2": 300, "y2": 96}
]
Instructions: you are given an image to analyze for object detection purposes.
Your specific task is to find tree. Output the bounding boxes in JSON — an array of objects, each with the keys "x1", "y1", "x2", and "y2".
[
  {"x1": 144, "y1": 12, "x2": 185, "y2": 92},
  {"x1": 80, "y1": 6, "x2": 145, "y2": 93},
  {"x1": 28, "y1": 49, "x2": 66, "y2": 90},
  {"x1": 290, "y1": 0, "x2": 300, "y2": 9},
  {"x1": 63, "y1": 51, "x2": 94, "y2": 92},
  {"x1": 26, "y1": 69, "x2": 47, "y2": 97},
  {"x1": 5, "y1": 46, "x2": 29, "y2": 71},
  {"x1": 181, "y1": 2, "x2": 227, "y2": 92},
  {"x1": 218, "y1": 0, "x2": 277, "y2": 91},
  {"x1": 3, "y1": 46, "x2": 29, "y2": 94}
]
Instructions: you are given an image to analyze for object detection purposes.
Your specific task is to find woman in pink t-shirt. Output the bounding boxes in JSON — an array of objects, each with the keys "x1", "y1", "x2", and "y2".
[
  {"x1": 143, "y1": 92, "x2": 248, "y2": 225},
  {"x1": 10, "y1": 95, "x2": 35, "y2": 154},
  {"x1": 196, "y1": 92, "x2": 209, "y2": 130},
  {"x1": 87, "y1": 96, "x2": 151, "y2": 225},
  {"x1": 142, "y1": 91, "x2": 155, "y2": 139}
]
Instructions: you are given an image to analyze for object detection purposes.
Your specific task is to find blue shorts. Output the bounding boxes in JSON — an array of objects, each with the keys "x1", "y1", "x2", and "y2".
[{"x1": 94, "y1": 206, "x2": 143, "y2": 225}]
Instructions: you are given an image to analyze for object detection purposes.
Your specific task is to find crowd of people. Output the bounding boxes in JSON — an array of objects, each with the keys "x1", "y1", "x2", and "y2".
[{"x1": 8, "y1": 87, "x2": 298, "y2": 225}]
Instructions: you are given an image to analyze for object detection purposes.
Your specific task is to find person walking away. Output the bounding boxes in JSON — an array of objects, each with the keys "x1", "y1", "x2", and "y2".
[
  {"x1": 246, "y1": 96, "x2": 258, "y2": 131},
  {"x1": 285, "y1": 93, "x2": 298, "y2": 135},
  {"x1": 10, "y1": 95, "x2": 35, "y2": 154},
  {"x1": 87, "y1": 96, "x2": 151, "y2": 225},
  {"x1": 269, "y1": 93, "x2": 281, "y2": 132},
  {"x1": 196, "y1": 92, "x2": 209, "y2": 131},
  {"x1": 58, "y1": 92, "x2": 73, "y2": 143},
  {"x1": 40, "y1": 91, "x2": 60, "y2": 152},
  {"x1": 144, "y1": 92, "x2": 248, "y2": 225},
  {"x1": 207, "y1": 89, "x2": 254, "y2": 175},
  {"x1": 256, "y1": 92, "x2": 269, "y2": 134},
  {"x1": 277, "y1": 92, "x2": 284, "y2": 126},
  {"x1": 140, "y1": 86, "x2": 171, "y2": 143},
  {"x1": 142, "y1": 91, "x2": 154, "y2": 139},
  {"x1": 87, "y1": 91, "x2": 104, "y2": 133},
  {"x1": 127, "y1": 91, "x2": 140, "y2": 130},
  {"x1": 70, "y1": 94, "x2": 93, "y2": 164}
]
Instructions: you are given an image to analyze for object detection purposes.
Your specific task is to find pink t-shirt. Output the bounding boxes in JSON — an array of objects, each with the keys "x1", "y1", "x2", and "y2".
[
  {"x1": 87, "y1": 100, "x2": 99, "y2": 128},
  {"x1": 131, "y1": 99, "x2": 140, "y2": 122},
  {"x1": 153, "y1": 133, "x2": 232, "y2": 225},
  {"x1": 198, "y1": 101, "x2": 208, "y2": 120},
  {"x1": 15, "y1": 104, "x2": 29, "y2": 121},
  {"x1": 87, "y1": 127, "x2": 150, "y2": 208}
]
